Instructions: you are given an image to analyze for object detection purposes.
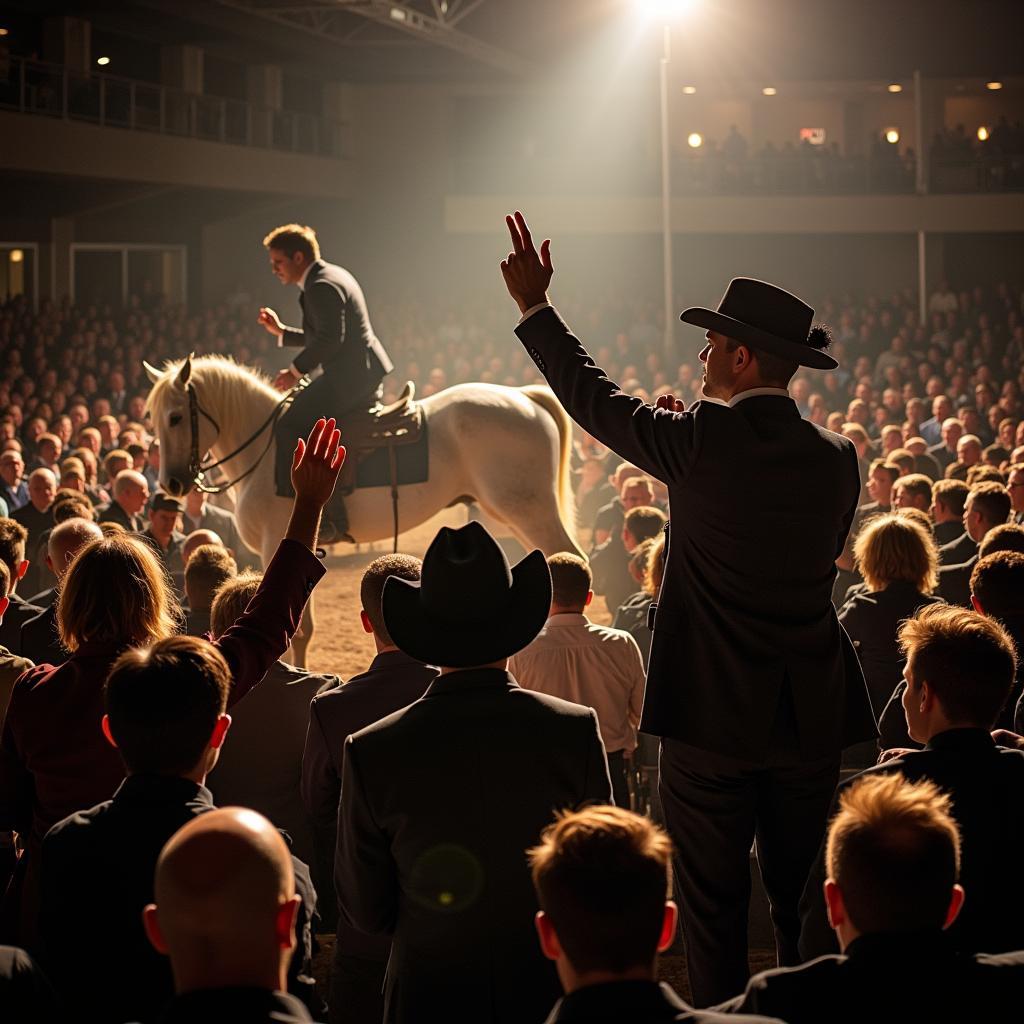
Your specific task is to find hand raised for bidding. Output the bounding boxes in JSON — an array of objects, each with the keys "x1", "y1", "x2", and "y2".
[
  {"x1": 655, "y1": 394, "x2": 687, "y2": 413},
  {"x1": 291, "y1": 417, "x2": 346, "y2": 508},
  {"x1": 258, "y1": 306, "x2": 284, "y2": 338},
  {"x1": 500, "y1": 211, "x2": 553, "y2": 315}
]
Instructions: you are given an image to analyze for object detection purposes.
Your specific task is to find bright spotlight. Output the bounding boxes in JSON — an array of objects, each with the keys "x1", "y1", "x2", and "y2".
[
  {"x1": 887, "y1": 83, "x2": 902, "y2": 93},
  {"x1": 0, "y1": 28, "x2": 9, "y2": 37},
  {"x1": 986, "y1": 80, "x2": 1003, "y2": 90},
  {"x1": 9, "y1": 249, "x2": 24, "y2": 263},
  {"x1": 762, "y1": 86, "x2": 777, "y2": 96},
  {"x1": 687, "y1": 132, "x2": 703, "y2": 148},
  {"x1": 682, "y1": 85, "x2": 697, "y2": 95},
  {"x1": 885, "y1": 128, "x2": 900, "y2": 144},
  {"x1": 96, "y1": 56, "x2": 111, "y2": 66},
  {"x1": 634, "y1": 0, "x2": 698, "y2": 20},
  {"x1": 977, "y1": 126, "x2": 990, "y2": 141}
]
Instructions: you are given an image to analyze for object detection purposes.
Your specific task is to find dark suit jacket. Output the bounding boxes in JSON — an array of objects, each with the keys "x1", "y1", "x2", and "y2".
[
  {"x1": 182, "y1": 501, "x2": 260, "y2": 570},
  {"x1": 40, "y1": 776, "x2": 319, "y2": 1024},
  {"x1": 0, "y1": 594, "x2": 43, "y2": 658},
  {"x1": 152, "y1": 987, "x2": 319, "y2": 1024},
  {"x1": 0, "y1": 944, "x2": 58, "y2": 1022},
  {"x1": 939, "y1": 531, "x2": 977, "y2": 567},
  {"x1": 799, "y1": 729, "x2": 1024, "y2": 959},
  {"x1": 0, "y1": 538, "x2": 324, "y2": 946},
  {"x1": 0, "y1": 481, "x2": 28, "y2": 512},
  {"x1": 938, "y1": 554, "x2": 977, "y2": 607},
  {"x1": 282, "y1": 259, "x2": 393, "y2": 387},
  {"x1": 11, "y1": 504, "x2": 52, "y2": 598},
  {"x1": 335, "y1": 667, "x2": 612, "y2": 1024},
  {"x1": 18, "y1": 604, "x2": 62, "y2": 668},
  {"x1": 301, "y1": 650, "x2": 436, "y2": 939},
  {"x1": 933, "y1": 520, "x2": 965, "y2": 549},
  {"x1": 94, "y1": 499, "x2": 143, "y2": 533},
  {"x1": 547, "y1": 980, "x2": 777, "y2": 1023},
  {"x1": 517, "y1": 307, "x2": 874, "y2": 761},
  {"x1": 206, "y1": 659, "x2": 337, "y2": 869},
  {"x1": 928, "y1": 441, "x2": 957, "y2": 471}
]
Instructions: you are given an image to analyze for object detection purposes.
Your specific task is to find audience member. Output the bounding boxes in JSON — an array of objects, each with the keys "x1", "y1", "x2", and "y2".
[
  {"x1": 938, "y1": 481, "x2": 1011, "y2": 605},
  {"x1": 182, "y1": 543, "x2": 237, "y2": 637},
  {"x1": 301, "y1": 554, "x2": 434, "y2": 1024},
  {"x1": 930, "y1": 478, "x2": 969, "y2": 550},
  {"x1": 724, "y1": 775, "x2": 1024, "y2": 1021},
  {"x1": 0, "y1": 520, "x2": 42, "y2": 657},
  {"x1": 40, "y1": 636, "x2": 320, "y2": 1022},
  {"x1": 182, "y1": 489, "x2": 261, "y2": 570},
  {"x1": 181, "y1": 528, "x2": 223, "y2": 565},
  {"x1": 139, "y1": 493, "x2": 188, "y2": 589},
  {"x1": 890, "y1": 473, "x2": 932, "y2": 513},
  {"x1": 0, "y1": 945, "x2": 59, "y2": 1023},
  {"x1": 94, "y1": 469, "x2": 149, "y2": 533},
  {"x1": 143, "y1": 808, "x2": 322, "y2": 1023},
  {"x1": 800, "y1": 604, "x2": 1024, "y2": 958},
  {"x1": 0, "y1": 452, "x2": 28, "y2": 513},
  {"x1": 510, "y1": 553, "x2": 646, "y2": 808},
  {"x1": 11, "y1": 469, "x2": 56, "y2": 597},
  {"x1": 335, "y1": 522, "x2": 611, "y2": 1024},
  {"x1": 591, "y1": 504, "x2": 666, "y2": 617}
]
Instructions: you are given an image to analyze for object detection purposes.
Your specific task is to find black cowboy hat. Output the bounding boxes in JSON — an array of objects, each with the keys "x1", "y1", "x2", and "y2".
[
  {"x1": 680, "y1": 277, "x2": 838, "y2": 370},
  {"x1": 382, "y1": 522, "x2": 552, "y2": 668}
]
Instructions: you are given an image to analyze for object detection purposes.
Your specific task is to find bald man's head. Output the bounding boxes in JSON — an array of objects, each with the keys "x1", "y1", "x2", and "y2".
[
  {"x1": 182, "y1": 529, "x2": 224, "y2": 565},
  {"x1": 47, "y1": 517, "x2": 103, "y2": 581},
  {"x1": 144, "y1": 808, "x2": 299, "y2": 994},
  {"x1": 113, "y1": 469, "x2": 150, "y2": 516}
]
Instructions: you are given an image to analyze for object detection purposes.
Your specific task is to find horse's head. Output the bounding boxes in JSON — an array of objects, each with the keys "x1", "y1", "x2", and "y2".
[{"x1": 144, "y1": 354, "x2": 209, "y2": 497}]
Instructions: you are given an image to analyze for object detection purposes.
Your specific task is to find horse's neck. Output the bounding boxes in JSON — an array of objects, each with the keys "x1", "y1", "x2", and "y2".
[{"x1": 204, "y1": 372, "x2": 278, "y2": 488}]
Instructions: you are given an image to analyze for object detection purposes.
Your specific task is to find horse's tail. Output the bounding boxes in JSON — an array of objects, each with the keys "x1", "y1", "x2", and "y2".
[{"x1": 520, "y1": 385, "x2": 578, "y2": 546}]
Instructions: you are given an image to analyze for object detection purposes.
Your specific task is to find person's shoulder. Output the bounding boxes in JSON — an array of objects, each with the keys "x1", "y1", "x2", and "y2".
[
  {"x1": 510, "y1": 684, "x2": 602, "y2": 722},
  {"x1": 735, "y1": 953, "x2": 845, "y2": 1003},
  {"x1": 977, "y1": 950, "x2": 1024, "y2": 969},
  {"x1": 44, "y1": 798, "x2": 115, "y2": 849}
]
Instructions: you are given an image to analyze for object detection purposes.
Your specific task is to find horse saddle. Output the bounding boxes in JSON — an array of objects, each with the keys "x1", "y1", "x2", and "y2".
[{"x1": 338, "y1": 381, "x2": 425, "y2": 493}]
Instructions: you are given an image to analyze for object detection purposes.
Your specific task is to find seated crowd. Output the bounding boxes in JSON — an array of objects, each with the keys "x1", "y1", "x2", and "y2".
[{"x1": 1, "y1": 281, "x2": 1024, "y2": 1021}]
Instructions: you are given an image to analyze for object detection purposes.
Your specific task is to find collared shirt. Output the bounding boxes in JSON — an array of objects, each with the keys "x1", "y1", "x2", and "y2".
[
  {"x1": 297, "y1": 259, "x2": 320, "y2": 292},
  {"x1": 508, "y1": 612, "x2": 645, "y2": 753}
]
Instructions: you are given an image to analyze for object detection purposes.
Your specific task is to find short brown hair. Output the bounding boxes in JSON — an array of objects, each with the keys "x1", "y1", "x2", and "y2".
[
  {"x1": 262, "y1": 223, "x2": 320, "y2": 261},
  {"x1": 209, "y1": 571, "x2": 262, "y2": 639},
  {"x1": 0, "y1": 559, "x2": 10, "y2": 598},
  {"x1": 932, "y1": 478, "x2": 969, "y2": 518},
  {"x1": 644, "y1": 535, "x2": 666, "y2": 598},
  {"x1": 0, "y1": 518, "x2": 29, "y2": 574},
  {"x1": 967, "y1": 464, "x2": 1005, "y2": 487},
  {"x1": 623, "y1": 506, "x2": 667, "y2": 546},
  {"x1": 53, "y1": 497, "x2": 94, "y2": 524},
  {"x1": 968, "y1": 481, "x2": 1011, "y2": 529},
  {"x1": 826, "y1": 774, "x2": 960, "y2": 934},
  {"x1": 869, "y1": 458, "x2": 900, "y2": 484},
  {"x1": 548, "y1": 552, "x2": 592, "y2": 610},
  {"x1": 359, "y1": 554, "x2": 423, "y2": 646},
  {"x1": 854, "y1": 513, "x2": 937, "y2": 594},
  {"x1": 528, "y1": 806, "x2": 673, "y2": 973},
  {"x1": 105, "y1": 635, "x2": 231, "y2": 775},
  {"x1": 102, "y1": 448, "x2": 131, "y2": 482},
  {"x1": 979, "y1": 523, "x2": 1024, "y2": 559},
  {"x1": 887, "y1": 449, "x2": 915, "y2": 474},
  {"x1": 58, "y1": 534, "x2": 179, "y2": 652},
  {"x1": 895, "y1": 474, "x2": 932, "y2": 506},
  {"x1": 970, "y1": 551, "x2": 1024, "y2": 618},
  {"x1": 899, "y1": 604, "x2": 1017, "y2": 727},
  {"x1": 184, "y1": 544, "x2": 238, "y2": 612}
]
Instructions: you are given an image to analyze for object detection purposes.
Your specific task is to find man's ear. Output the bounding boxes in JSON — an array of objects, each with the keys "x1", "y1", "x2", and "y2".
[
  {"x1": 101, "y1": 714, "x2": 119, "y2": 750},
  {"x1": 0, "y1": 596, "x2": 8, "y2": 622},
  {"x1": 657, "y1": 901, "x2": 678, "y2": 953},
  {"x1": 534, "y1": 910, "x2": 561, "y2": 962},
  {"x1": 824, "y1": 879, "x2": 846, "y2": 930},
  {"x1": 208, "y1": 714, "x2": 232, "y2": 751},
  {"x1": 944, "y1": 884, "x2": 966, "y2": 930},
  {"x1": 919, "y1": 679, "x2": 936, "y2": 714},
  {"x1": 275, "y1": 894, "x2": 302, "y2": 951},
  {"x1": 584, "y1": 591, "x2": 593, "y2": 608},
  {"x1": 970, "y1": 593, "x2": 984, "y2": 614},
  {"x1": 15, "y1": 559, "x2": 28, "y2": 581},
  {"x1": 142, "y1": 904, "x2": 168, "y2": 954},
  {"x1": 733, "y1": 343, "x2": 752, "y2": 373},
  {"x1": 359, "y1": 609, "x2": 374, "y2": 635}
]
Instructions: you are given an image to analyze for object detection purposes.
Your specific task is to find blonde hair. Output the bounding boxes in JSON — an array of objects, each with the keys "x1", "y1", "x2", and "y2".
[
  {"x1": 58, "y1": 534, "x2": 179, "y2": 651},
  {"x1": 854, "y1": 513, "x2": 938, "y2": 593},
  {"x1": 262, "y1": 223, "x2": 320, "y2": 261},
  {"x1": 644, "y1": 535, "x2": 666, "y2": 598}
]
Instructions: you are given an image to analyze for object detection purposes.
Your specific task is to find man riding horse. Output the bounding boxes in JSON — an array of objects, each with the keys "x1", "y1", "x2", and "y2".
[{"x1": 257, "y1": 223, "x2": 393, "y2": 539}]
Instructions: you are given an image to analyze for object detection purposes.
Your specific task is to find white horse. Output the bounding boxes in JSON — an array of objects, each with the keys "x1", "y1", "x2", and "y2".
[{"x1": 144, "y1": 355, "x2": 580, "y2": 665}]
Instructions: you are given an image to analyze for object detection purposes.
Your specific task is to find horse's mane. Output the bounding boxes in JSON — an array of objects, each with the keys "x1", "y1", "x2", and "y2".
[{"x1": 147, "y1": 355, "x2": 278, "y2": 424}]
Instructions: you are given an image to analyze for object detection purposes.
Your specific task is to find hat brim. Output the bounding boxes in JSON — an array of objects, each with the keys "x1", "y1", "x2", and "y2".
[
  {"x1": 680, "y1": 307, "x2": 838, "y2": 370},
  {"x1": 381, "y1": 548, "x2": 552, "y2": 668}
]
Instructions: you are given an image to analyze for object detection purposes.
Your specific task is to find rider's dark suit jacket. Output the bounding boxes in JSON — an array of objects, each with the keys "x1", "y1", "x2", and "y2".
[
  {"x1": 281, "y1": 259, "x2": 392, "y2": 387},
  {"x1": 516, "y1": 305, "x2": 875, "y2": 762}
]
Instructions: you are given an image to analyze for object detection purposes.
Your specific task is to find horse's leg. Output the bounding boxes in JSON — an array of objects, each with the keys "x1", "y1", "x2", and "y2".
[{"x1": 475, "y1": 485, "x2": 581, "y2": 558}]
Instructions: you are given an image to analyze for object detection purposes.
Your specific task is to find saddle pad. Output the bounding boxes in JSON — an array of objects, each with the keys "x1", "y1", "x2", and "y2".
[{"x1": 354, "y1": 420, "x2": 429, "y2": 490}]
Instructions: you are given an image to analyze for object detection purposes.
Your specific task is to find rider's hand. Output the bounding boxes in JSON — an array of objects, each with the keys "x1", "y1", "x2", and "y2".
[
  {"x1": 500, "y1": 211, "x2": 553, "y2": 315},
  {"x1": 655, "y1": 393, "x2": 686, "y2": 413},
  {"x1": 258, "y1": 306, "x2": 285, "y2": 338},
  {"x1": 274, "y1": 368, "x2": 299, "y2": 392},
  {"x1": 291, "y1": 417, "x2": 346, "y2": 509},
  {"x1": 993, "y1": 729, "x2": 1024, "y2": 751}
]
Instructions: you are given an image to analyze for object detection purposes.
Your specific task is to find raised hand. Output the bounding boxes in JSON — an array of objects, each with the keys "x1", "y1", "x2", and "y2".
[
  {"x1": 500, "y1": 211, "x2": 553, "y2": 314},
  {"x1": 258, "y1": 306, "x2": 284, "y2": 338},
  {"x1": 655, "y1": 394, "x2": 686, "y2": 413},
  {"x1": 291, "y1": 417, "x2": 346, "y2": 508}
]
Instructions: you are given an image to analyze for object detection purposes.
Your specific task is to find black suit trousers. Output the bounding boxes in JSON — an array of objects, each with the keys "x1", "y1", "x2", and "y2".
[
  {"x1": 659, "y1": 691, "x2": 839, "y2": 1008},
  {"x1": 274, "y1": 373, "x2": 381, "y2": 497}
]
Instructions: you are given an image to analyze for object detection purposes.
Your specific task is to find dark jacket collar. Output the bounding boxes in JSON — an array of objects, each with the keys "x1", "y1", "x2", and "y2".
[
  {"x1": 545, "y1": 981, "x2": 691, "y2": 1023},
  {"x1": 844, "y1": 929, "x2": 955, "y2": 964},
  {"x1": 366, "y1": 649, "x2": 433, "y2": 673},
  {"x1": 157, "y1": 986, "x2": 313, "y2": 1023},
  {"x1": 113, "y1": 774, "x2": 214, "y2": 807},
  {"x1": 925, "y1": 727, "x2": 997, "y2": 753},
  {"x1": 423, "y1": 667, "x2": 519, "y2": 697}
]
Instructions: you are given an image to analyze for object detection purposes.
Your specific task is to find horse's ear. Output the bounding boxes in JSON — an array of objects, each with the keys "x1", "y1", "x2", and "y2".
[
  {"x1": 143, "y1": 360, "x2": 162, "y2": 384},
  {"x1": 176, "y1": 353, "x2": 194, "y2": 388}
]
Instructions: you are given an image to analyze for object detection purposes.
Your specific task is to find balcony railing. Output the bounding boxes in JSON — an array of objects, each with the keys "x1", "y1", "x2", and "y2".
[{"x1": 0, "y1": 55, "x2": 346, "y2": 159}]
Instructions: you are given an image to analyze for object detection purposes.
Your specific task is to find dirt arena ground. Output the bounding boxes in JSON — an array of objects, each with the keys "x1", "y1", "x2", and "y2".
[{"x1": 303, "y1": 508, "x2": 613, "y2": 678}]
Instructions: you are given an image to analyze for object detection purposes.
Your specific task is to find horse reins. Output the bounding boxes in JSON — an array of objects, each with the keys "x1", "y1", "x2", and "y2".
[{"x1": 186, "y1": 376, "x2": 309, "y2": 495}]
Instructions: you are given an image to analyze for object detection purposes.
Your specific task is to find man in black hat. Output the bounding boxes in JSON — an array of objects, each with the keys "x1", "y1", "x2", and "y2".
[
  {"x1": 334, "y1": 521, "x2": 612, "y2": 1024},
  {"x1": 139, "y1": 493, "x2": 187, "y2": 590},
  {"x1": 499, "y1": 211, "x2": 874, "y2": 1006}
]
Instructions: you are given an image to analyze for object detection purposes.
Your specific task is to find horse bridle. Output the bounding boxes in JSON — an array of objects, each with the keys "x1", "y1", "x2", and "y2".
[{"x1": 185, "y1": 376, "x2": 309, "y2": 495}]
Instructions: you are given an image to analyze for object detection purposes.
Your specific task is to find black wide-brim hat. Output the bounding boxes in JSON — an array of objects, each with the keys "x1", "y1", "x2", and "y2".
[
  {"x1": 681, "y1": 277, "x2": 838, "y2": 370},
  {"x1": 382, "y1": 521, "x2": 552, "y2": 668}
]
